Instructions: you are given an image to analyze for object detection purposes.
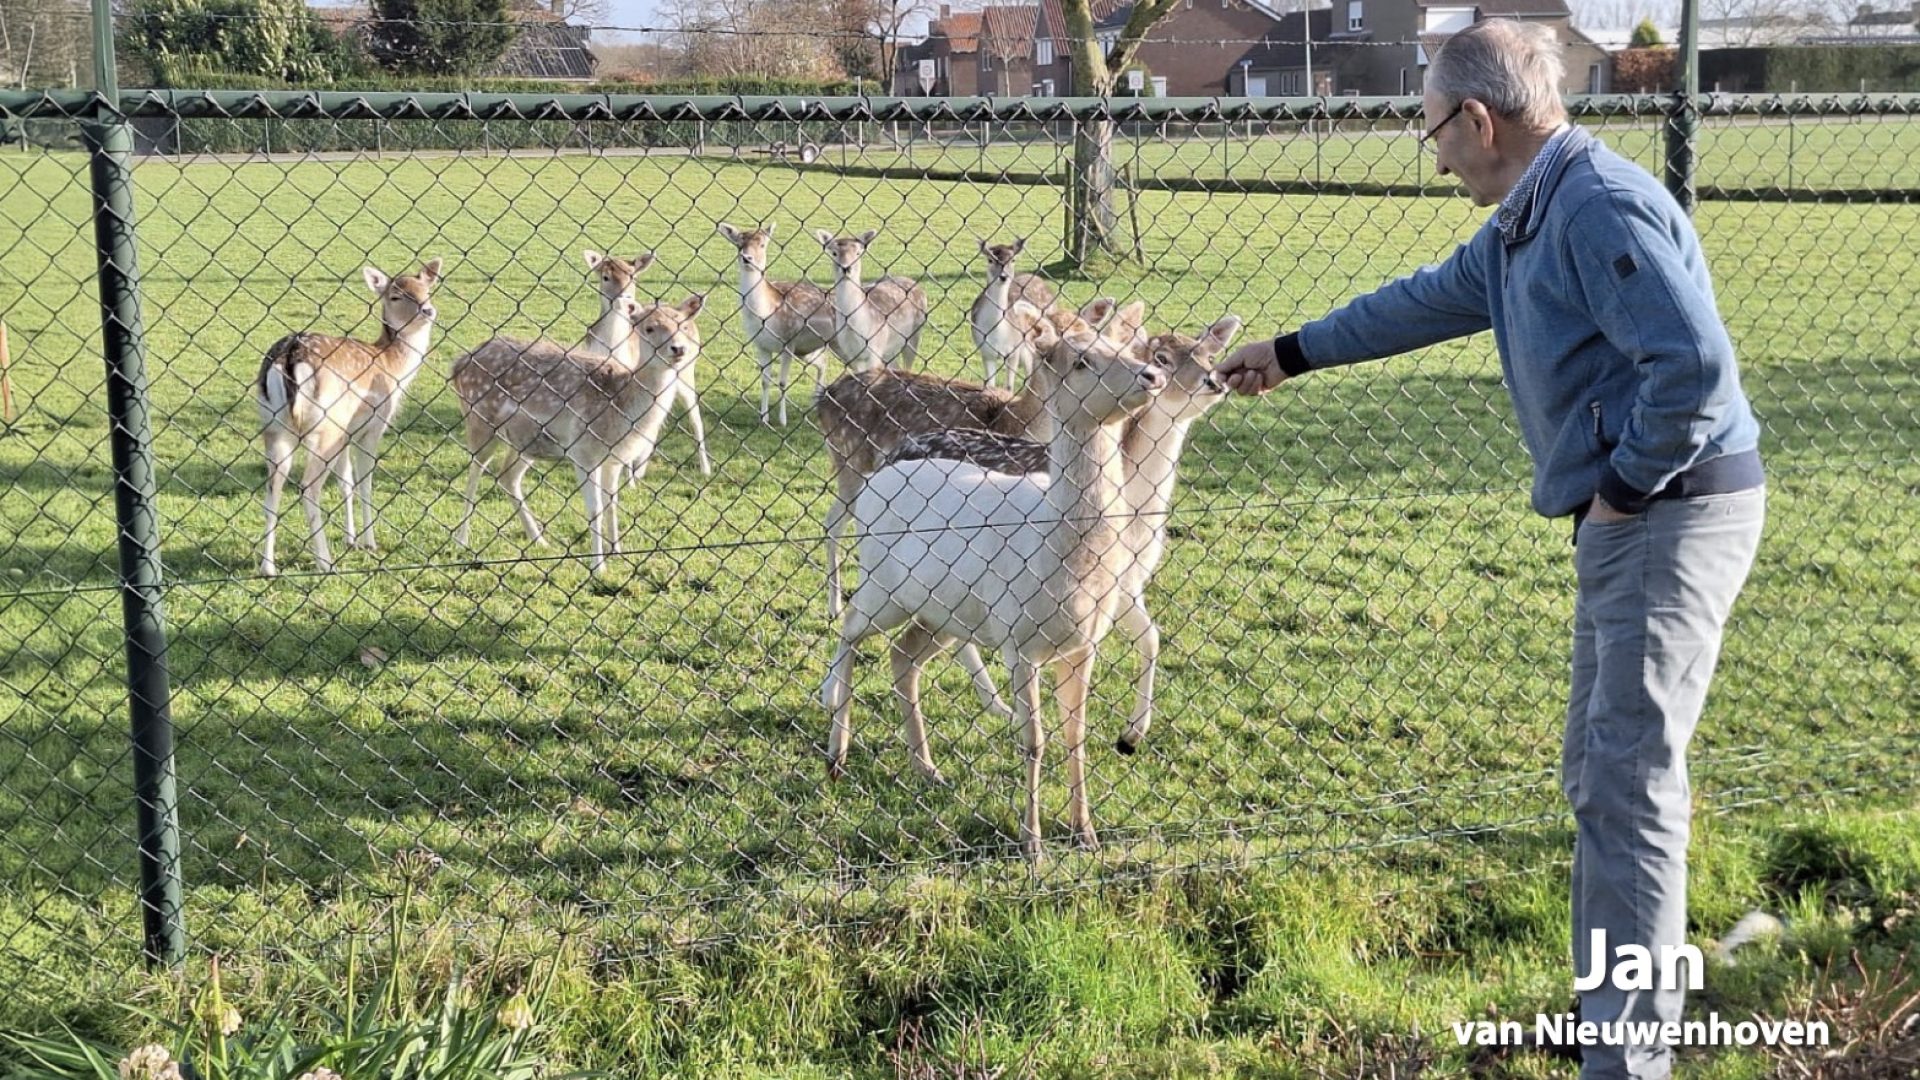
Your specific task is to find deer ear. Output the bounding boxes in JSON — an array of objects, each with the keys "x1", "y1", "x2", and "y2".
[
  {"x1": 363, "y1": 267, "x2": 390, "y2": 293},
  {"x1": 979, "y1": 238, "x2": 993, "y2": 258},
  {"x1": 763, "y1": 221, "x2": 776, "y2": 237},
  {"x1": 1012, "y1": 236, "x2": 1026, "y2": 255},
  {"x1": 814, "y1": 228, "x2": 836, "y2": 249},
  {"x1": 1107, "y1": 300, "x2": 1146, "y2": 342},
  {"x1": 634, "y1": 252, "x2": 657, "y2": 273},
  {"x1": 679, "y1": 293, "x2": 706, "y2": 317},
  {"x1": 1198, "y1": 315, "x2": 1244, "y2": 358},
  {"x1": 1080, "y1": 297, "x2": 1116, "y2": 329},
  {"x1": 419, "y1": 258, "x2": 443, "y2": 284},
  {"x1": 620, "y1": 297, "x2": 643, "y2": 317},
  {"x1": 716, "y1": 223, "x2": 742, "y2": 245},
  {"x1": 583, "y1": 250, "x2": 604, "y2": 270},
  {"x1": 858, "y1": 229, "x2": 878, "y2": 246}
]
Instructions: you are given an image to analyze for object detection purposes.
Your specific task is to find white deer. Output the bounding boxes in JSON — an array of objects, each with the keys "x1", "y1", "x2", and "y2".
[
  {"x1": 256, "y1": 258, "x2": 443, "y2": 577},
  {"x1": 812, "y1": 297, "x2": 1141, "y2": 623},
  {"x1": 820, "y1": 328, "x2": 1168, "y2": 862},
  {"x1": 716, "y1": 222, "x2": 837, "y2": 427},
  {"x1": 451, "y1": 294, "x2": 705, "y2": 574},
  {"x1": 882, "y1": 316, "x2": 1243, "y2": 767},
  {"x1": 813, "y1": 229, "x2": 930, "y2": 372},
  {"x1": 969, "y1": 237, "x2": 1059, "y2": 390}
]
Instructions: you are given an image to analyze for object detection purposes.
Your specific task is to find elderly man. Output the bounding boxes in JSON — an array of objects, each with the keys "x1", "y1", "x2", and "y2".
[{"x1": 1215, "y1": 18, "x2": 1765, "y2": 1080}]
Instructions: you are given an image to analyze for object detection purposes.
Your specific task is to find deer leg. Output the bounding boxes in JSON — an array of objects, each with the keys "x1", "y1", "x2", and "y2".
[
  {"x1": 1056, "y1": 649, "x2": 1098, "y2": 852},
  {"x1": 1008, "y1": 650, "x2": 1046, "y2": 864},
  {"x1": 299, "y1": 442, "x2": 337, "y2": 573},
  {"x1": 600, "y1": 461, "x2": 622, "y2": 556},
  {"x1": 261, "y1": 425, "x2": 295, "y2": 577},
  {"x1": 498, "y1": 453, "x2": 545, "y2": 547},
  {"x1": 678, "y1": 376, "x2": 711, "y2": 477},
  {"x1": 954, "y1": 642, "x2": 1013, "y2": 722},
  {"x1": 331, "y1": 450, "x2": 357, "y2": 555},
  {"x1": 757, "y1": 347, "x2": 774, "y2": 427},
  {"x1": 890, "y1": 623, "x2": 946, "y2": 785},
  {"x1": 1116, "y1": 592, "x2": 1160, "y2": 754},
  {"x1": 576, "y1": 461, "x2": 605, "y2": 574}
]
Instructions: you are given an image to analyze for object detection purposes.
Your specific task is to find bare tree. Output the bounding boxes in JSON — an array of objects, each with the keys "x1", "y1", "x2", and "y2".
[
  {"x1": 869, "y1": 0, "x2": 936, "y2": 87},
  {"x1": 661, "y1": 0, "x2": 841, "y2": 79},
  {"x1": 0, "y1": 0, "x2": 90, "y2": 88}
]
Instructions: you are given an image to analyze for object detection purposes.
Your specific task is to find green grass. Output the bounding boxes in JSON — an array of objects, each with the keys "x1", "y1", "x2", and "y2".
[
  {"x1": 0, "y1": 132, "x2": 1916, "y2": 1076},
  {"x1": 807, "y1": 113, "x2": 1920, "y2": 192}
]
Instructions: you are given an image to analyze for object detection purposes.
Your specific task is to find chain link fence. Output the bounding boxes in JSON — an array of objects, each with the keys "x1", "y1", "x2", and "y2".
[{"x1": 1, "y1": 88, "x2": 1916, "y2": 1009}]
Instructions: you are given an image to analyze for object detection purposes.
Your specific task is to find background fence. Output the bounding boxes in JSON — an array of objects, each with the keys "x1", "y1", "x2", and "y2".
[{"x1": 0, "y1": 89, "x2": 1916, "y2": 1014}]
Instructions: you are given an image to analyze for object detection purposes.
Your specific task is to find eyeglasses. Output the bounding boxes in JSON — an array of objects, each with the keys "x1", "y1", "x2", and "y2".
[{"x1": 1420, "y1": 103, "x2": 1464, "y2": 152}]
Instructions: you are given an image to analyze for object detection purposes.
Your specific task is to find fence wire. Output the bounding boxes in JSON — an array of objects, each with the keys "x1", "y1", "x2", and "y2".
[{"x1": 0, "y1": 90, "x2": 1915, "y2": 1006}]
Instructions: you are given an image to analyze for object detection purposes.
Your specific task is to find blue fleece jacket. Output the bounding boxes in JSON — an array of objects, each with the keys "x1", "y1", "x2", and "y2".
[{"x1": 1276, "y1": 126, "x2": 1762, "y2": 518}]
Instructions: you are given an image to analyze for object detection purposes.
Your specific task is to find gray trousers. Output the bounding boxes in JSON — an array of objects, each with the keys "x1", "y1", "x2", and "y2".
[{"x1": 1563, "y1": 487, "x2": 1766, "y2": 1079}]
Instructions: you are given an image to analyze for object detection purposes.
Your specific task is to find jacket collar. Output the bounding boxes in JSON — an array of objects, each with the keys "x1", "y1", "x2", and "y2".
[{"x1": 1499, "y1": 124, "x2": 1592, "y2": 246}]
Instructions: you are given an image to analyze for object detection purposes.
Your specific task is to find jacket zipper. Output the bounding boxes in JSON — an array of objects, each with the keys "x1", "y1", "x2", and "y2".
[{"x1": 1590, "y1": 400, "x2": 1603, "y2": 444}]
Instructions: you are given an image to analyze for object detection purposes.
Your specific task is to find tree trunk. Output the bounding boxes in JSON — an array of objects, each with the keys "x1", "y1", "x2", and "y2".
[
  {"x1": 1062, "y1": 0, "x2": 1117, "y2": 266},
  {"x1": 1070, "y1": 119, "x2": 1117, "y2": 264}
]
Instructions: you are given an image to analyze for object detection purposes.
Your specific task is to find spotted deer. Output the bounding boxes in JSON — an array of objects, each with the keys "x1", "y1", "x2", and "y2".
[
  {"x1": 584, "y1": 249, "x2": 711, "y2": 477},
  {"x1": 969, "y1": 237, "x2": 1059, "y2": 390},
  {"x1": 812, "y1": 297, "x2": 1138, "y2": 625},
  {"x1": 256, "y1": 258, "x2": 443, "y2": 577},
  {"x1": 451, "y1": 294, "x2": 705, "y2": 574},
  {"x1": 717, "y1": 222, "x2": 837, "y2": 427},
  {"x1": 883, "y1": 316, "x2": 1243, "y2": 766},
  {"x1": 820, "y1": 328, "x2": 1168, "y2": 862},
  {"x1": 813, "y1": 229, "x2": 929, "y2": 372}
]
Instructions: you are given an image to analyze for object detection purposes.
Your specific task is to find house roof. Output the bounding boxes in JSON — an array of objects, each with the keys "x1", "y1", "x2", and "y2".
[
  {"x1": 310, "y1": 4, "x2": 594, "y2": 80},
  {"x1": 1850, "y1": 7, "x2": 1916, "y2": 24},
  {"x1": 485, "y1": 13, "x2": 595, "y2": 80},
  {"x1": 932, "y1": 11, "x2": 985, "y2": 51},
  {"x1": 981, "y1": 4, "x2": 1041, "y2": 59}
]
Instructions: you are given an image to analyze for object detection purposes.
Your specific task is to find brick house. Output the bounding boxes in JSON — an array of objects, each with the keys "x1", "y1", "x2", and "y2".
[
  {"x1": 895, "y1": 5, "x2": 986, "y2": 94},
  {"x1": 979, "y1": 4, "x2": 1042, "y2": 95},
  {"x1": 1319, "y1": 0, "x2": 1612, "y2": 95}
]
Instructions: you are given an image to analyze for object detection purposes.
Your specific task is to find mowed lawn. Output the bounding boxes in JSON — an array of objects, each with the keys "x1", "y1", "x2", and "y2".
[
  {"x1": 0, "y1": 131, "x2": 1917, "y2": 1073},
  {"x1": 806, "y1": 111, "x2": 1920, "y2": 192}
]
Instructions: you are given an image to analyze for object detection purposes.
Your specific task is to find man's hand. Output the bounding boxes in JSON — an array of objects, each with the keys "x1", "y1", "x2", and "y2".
[
  {"x1": 1216, "y1": 339, "x2": 1291, "y2": 396},
  {"x1": 1586, "y1": 493, "x2": 1638, "y2": 524}
]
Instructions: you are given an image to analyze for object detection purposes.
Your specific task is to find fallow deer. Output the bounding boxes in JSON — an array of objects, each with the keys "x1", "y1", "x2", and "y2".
[{"x1": 256, "y1": 258, "x2": 443, "y2": 576}]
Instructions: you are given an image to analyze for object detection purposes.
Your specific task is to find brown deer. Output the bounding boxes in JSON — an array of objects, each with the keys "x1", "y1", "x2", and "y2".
[
  {"x1": 451, "y1": 294, "x2": 705, "y2": 574},
  {"x1": 256, "y1": 258, "x2": 443, "y2": 577},
  {"x1": 717, "y1": 222, "x2": 838, "y2": 427},
  {"x1": 969, "y1": 237, "x2": 1059, "y2": 390},
  {"x1": 585, "y1": 249, "x2": 711, "y2": 478},
  {"x1": 813, "y1": 229, "x2": 930, "y2": 372}
]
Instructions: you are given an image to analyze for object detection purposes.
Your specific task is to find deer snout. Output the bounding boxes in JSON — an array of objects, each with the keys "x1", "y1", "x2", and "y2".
[
  {"x1": 1139, "y1": 366, "x2": 1168, "y2": 392},
  {"x1": 669, "y1": 343, "x2": 689, "y2": 359},
  {"x1": 421, "y1": 304, "x2": 438, "y2": 321},
  {"x1": 1202, "y1": 373, "x2": 1226, "y2": 394}
]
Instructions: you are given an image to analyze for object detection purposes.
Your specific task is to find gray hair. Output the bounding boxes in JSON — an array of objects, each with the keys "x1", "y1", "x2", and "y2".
[{"x1": 1429, "y1": 19, "x2": 1568, "y2": 129}]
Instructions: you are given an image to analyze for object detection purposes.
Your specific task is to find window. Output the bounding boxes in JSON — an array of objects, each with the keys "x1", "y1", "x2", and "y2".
[
  {"x1": 1588, "y1": 63, "x2": 1604, "y2": 93},
  {"x1": 1041, "y1": 78, "x2": 1055, "y2": 96},
  {"x1": 1036, "y1": 38, "x2": 1054, "y2": 66},
  {"x1": 1348, "y1": 0, "x2": 1364, "y2": 30},
  {"x1": 1152, "y1": 76, "x2": 1167, "y2": 96},
  {"x1": 1399, "y1": 67, "x2": 1410, "y2": 94}
]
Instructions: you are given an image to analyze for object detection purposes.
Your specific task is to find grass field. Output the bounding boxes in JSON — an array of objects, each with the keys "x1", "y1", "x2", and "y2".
[
  {"x1": 0, "y1": 124, "x2": 1917, "y2": 1076},
  {"x1": 782, "y1": 112, "x2": 1920, "y2": 192}
]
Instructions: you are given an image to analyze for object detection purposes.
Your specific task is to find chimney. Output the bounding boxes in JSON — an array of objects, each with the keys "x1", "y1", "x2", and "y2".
[
  {"x1": 551, "y1": 0, "x2": 563, "y2": 16},
  {"x1": 940, "y1": 4, "x2": 952, "y2": 19},
  {"x1": 1856, "y1": 2, "x2": 1872, "y2": 18}
]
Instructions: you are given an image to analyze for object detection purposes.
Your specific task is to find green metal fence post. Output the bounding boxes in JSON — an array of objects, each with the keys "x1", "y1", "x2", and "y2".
[
  {"x1": 86, "y1": 0, "x2": 186, "y2": 969},
  {"x1": 1664, "y1": 0, "x2": 1700, "y2": 213}
]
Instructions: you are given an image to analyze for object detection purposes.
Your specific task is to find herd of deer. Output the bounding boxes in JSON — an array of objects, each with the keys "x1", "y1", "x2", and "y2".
[{"x1": 251, "y1": 223, "x2": 1244, "y2": 862}]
